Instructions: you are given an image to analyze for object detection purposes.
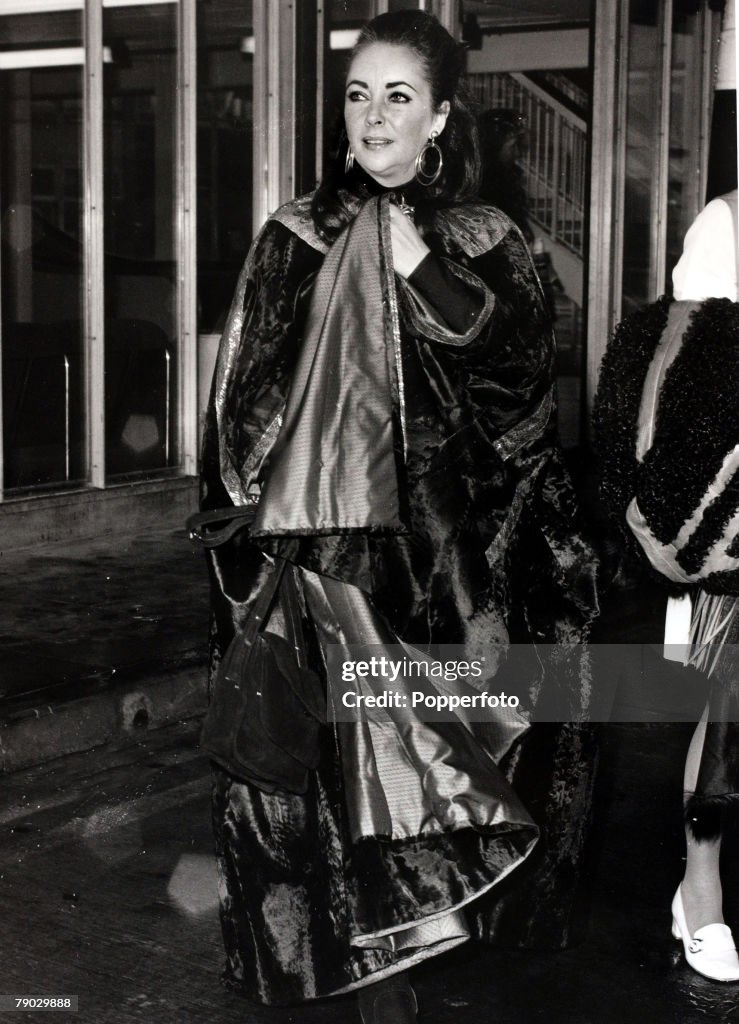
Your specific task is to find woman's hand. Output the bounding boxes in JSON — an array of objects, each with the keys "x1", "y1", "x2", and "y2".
[{"x1": 388, "y1": 203, "x2": 430, "y2": 280}]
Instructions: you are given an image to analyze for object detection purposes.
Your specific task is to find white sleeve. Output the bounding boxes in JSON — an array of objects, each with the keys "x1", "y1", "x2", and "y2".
[{"x1": 671, "y1": 197, "x2": 738, "y2": 302}]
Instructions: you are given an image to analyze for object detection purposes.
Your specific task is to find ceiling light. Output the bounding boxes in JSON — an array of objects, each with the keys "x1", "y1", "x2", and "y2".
[
  {"x1": 329, "y1": 29, "x2": 360, "y2": 50},
  {"x1": 240, "y1": 27, "x2": 359, "y2": 55},
  {"x1": 0, "y1": 45, "x2": 113, "y2": 69},
  {"x1": 0, "y1": 0, "x2": 175, "y2": 13}
]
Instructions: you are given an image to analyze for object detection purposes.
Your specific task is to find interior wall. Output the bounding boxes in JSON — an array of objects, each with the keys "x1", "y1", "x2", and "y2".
[{"x1": 466, "y1": 28, "x2": 589, "y2": 74}]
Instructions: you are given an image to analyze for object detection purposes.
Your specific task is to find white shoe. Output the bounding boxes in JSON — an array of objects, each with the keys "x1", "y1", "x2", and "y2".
[{"x1": 671, "y1": 885, "x2": 739, "y2": 982}]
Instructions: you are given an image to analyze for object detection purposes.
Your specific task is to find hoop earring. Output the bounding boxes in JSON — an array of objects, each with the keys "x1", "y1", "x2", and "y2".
[
  {"x1": 415, "y1": 131, "x2": 443, "y2": 187},
  {"x1": 345, "y1": 146, "x2": 355, "y2": 175}
]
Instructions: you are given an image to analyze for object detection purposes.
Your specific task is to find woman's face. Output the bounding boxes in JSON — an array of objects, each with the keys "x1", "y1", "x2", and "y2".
[{"x1": 344, "y1": 42, "x2": 449, "y2": 188}]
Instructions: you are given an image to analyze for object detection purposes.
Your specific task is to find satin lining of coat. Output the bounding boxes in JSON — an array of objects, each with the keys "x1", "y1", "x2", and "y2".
[
  {"x1": 252, "y1": 196, "x2": 408, "y2": 535},
  {"x1": 328, "y1": 931, "x2": 468, "y2": 995},
  {"x1": 493, "y1": 385, "x2": 554, "y2": 461},
  {"x1": 302, "y1": 569, "x2": 532, "y2": 841},
  {"x1": 379, "y1": 194, "x2": 408, "y2": 458},
  {"x1": 349, "y1": 908, "x2": 469, "y2": 951},
  {"x1": 400, "y1": 258, "x2": 496, "y2": 348},
  {"x1": 216, "y1": 195, "x2": 518, "y2": 509},
  {"x1": 299, "y1": 567, "x2": 537, "y2": 952}
]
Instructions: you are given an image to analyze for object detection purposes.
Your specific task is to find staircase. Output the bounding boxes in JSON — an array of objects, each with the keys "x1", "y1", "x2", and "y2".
[
  {"x1": 469, "y1": 71, "x2": 587, "y2": 262},
  {"x1": 469, "y1": 71, "x2": 589, "y2": 447}
]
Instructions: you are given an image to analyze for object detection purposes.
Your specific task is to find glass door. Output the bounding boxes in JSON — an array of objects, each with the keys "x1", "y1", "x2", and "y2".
[{"x1": 0, "y1": 8, "x2": 85, "y2": 492}]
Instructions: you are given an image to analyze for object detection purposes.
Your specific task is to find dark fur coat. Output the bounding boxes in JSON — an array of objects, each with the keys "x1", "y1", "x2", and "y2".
[{"x1": 200, "y1": 189, "x2": 600, "y2": 1004}]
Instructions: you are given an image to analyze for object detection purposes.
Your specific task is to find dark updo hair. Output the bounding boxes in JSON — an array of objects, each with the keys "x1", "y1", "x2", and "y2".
[{"x1": 311, "y1": 9, "x2": 481, "y2": 242}]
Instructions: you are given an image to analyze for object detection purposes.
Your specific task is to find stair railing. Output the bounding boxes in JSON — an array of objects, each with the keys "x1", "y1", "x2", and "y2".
[{"x1": 468, "y1": 71, "x2": 587, "y2": 259}]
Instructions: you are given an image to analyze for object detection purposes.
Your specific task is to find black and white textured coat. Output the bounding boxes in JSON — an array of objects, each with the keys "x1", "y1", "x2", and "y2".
[{"x1": 594, "y1": 294, "x2": 739, "y2": 835}]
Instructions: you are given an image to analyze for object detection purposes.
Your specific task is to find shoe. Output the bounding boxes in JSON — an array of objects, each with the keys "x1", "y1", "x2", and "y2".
[
  {"x1": 357, "y1": 973, "x2": 418, "y2": 1023},
  {"x1": 671, "y1": 885, "x2": 739, "y2": 982}
]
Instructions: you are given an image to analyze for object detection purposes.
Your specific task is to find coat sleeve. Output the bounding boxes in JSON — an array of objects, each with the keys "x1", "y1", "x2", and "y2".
[
  {"x1": 461, "y1": 225, "x2": 555, "y2": 452},
  {"x1": 402, "y1": 222, "x2": 555, "y2": 456},
  {"x1": 406, "y1": 253, "x2": 484, "y2": 333},
  {"x1": 480, "y1": 227, "x2": 599, "y2": 645},
  {"x1": 436, "y1": 223, "x2": 598, "y2": 646},
  {"x1": 200, "y1": 220, "x2": 323, "y2": 645}
]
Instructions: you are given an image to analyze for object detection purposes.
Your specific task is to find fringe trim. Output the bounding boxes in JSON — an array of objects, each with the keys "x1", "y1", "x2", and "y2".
[{"x1": 688, "y1": 591, "x2": 739, "y2": 676}]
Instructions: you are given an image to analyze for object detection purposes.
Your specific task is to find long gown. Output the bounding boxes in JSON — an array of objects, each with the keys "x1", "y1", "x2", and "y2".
[{"x1": 200, "y1": 181, "x2": 600, "y2": 1004}]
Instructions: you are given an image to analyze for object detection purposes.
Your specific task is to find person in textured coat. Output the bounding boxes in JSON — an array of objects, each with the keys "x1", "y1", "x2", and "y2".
[
  {"x1": 594, "y1": 189, "x2": 739, "y2": 983},
  {"x1": 200, "y1": 10, "x2": 599, "y2": 1022}
]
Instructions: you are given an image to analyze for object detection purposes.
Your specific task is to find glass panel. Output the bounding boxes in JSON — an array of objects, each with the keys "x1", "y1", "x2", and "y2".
[
  {"x1": 322, "y1": 1, "x2": 371, "y2": 169},
  {"x1": 329, "y1": 0, "x2": 373, "y2": 22},
  {"x1": 0, "y1": 10, "x2": 85, "y2": 492},
  {"x1": 666, "y1": 6, "x2": 705, "y2": 288},
  {"x1": 103, "y1": 1, "x2": 177, "y2": 479},
  {"x1": 463, "y1": 0, "x2": 590, "y2": 31},
  {"x1": 471, "y1": 67, "x2": 589, "y2": 449},
  {"x1": 620, "y1": 0, "x2": 661, "y2": 316},
  {"x1": 197, "y1": 0, "x2": 254, "y2": 334}
]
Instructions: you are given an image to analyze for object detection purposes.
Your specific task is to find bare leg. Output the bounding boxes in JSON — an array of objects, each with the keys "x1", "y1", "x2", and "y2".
[{"x1": 681, "y1": 704, "x2": 724, "y2": 931}]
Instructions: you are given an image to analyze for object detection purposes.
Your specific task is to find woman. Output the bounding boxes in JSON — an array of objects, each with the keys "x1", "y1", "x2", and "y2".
[
  {"x1": 200, "y1": 10, "x2": 599, "y2": 1021},
  {"x1": 594, "y1": 189, "x2": 739, "y2": 982}
]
